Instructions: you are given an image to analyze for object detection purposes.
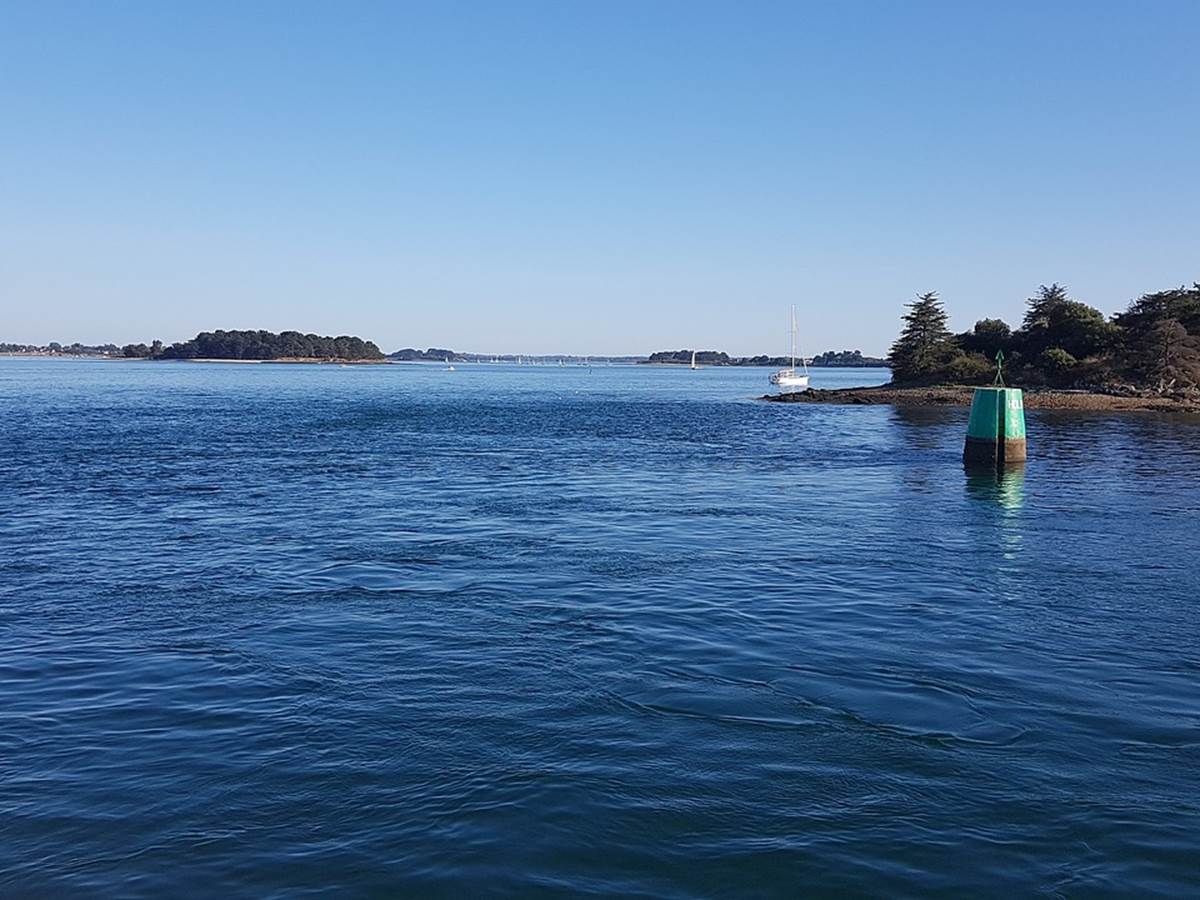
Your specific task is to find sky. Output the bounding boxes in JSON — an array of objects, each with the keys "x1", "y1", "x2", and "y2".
[{"x1": 1, "y1": 1, "x2": 1197, "y2": 356}]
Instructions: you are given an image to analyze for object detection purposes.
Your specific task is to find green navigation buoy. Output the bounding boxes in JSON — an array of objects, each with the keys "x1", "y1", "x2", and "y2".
[{"x1": 963, "y1": 352, "x2": 1026, "y2": 467}]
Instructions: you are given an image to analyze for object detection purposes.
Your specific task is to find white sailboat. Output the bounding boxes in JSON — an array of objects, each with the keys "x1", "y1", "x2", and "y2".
[
  {"x1": 690, "y1": 350, "x2": 698, "y2": 370},
  {"x1": 769, "y1": 305, "x2": 810, "y2": 389}
]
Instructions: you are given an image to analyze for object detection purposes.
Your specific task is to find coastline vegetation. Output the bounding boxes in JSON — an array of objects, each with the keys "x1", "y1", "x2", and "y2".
[
  {"x1": 123, "y1": 330, "x2": 385, "y2": 361},
  {"x1": 811, "y1": 350, "x2": 888, "y2": 367},
  {"x1": 888, "y1": 283, "x2": 1200, "y2": 393},
  {"x1": 389, "y1": 347, "x2": 459, "y2": 362},
  {"x1": 644, "y1": 349, "x2": 886, "y2": 367},
  {"x1": 4, "y1": 331, "x2": 385, "y2": 361},
  {"x1": 10, "y1": 282, "x2": 1196, "y2": 390},
  {"x1": 1, "y1": 341, "x2": 120, "y2": 356}
]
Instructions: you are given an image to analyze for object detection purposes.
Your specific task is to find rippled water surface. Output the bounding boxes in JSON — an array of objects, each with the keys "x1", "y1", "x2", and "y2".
[{"x1": 2, "y1": 358, "x2": 1198, "y2": 897}]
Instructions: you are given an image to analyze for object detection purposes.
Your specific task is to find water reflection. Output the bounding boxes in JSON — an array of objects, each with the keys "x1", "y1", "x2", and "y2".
[
  {"x1": 964, "y1": 463, "x2": 1025, "y2": 512},
  {"x1": 964, "y1": 464, "x2": 1026, "y2": 563}
]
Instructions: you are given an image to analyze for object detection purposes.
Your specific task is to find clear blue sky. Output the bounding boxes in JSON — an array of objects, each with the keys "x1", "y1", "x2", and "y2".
[{"x1": 2, "y1": 1, "x2": 1197, "y2": 355}]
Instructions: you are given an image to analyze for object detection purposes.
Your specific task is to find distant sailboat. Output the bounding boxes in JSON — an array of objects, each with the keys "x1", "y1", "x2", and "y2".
[
  {"x1": 769, "y1": 305, "x2": 810, "y2": 389},
  {"x1": 445, "y1": 355, "x2": 455, "y2": 371},
  {"x1": 690, "y1": 350, "x2": 698, "y2": 370}
]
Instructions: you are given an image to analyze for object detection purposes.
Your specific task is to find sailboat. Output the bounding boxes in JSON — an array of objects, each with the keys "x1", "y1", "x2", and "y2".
[
  {"x1": 769, "y1": 305, "x2": 810, "y2": 388},
  {"x1": 690, "y1": 350, "x2": 698, "y2": 370}
]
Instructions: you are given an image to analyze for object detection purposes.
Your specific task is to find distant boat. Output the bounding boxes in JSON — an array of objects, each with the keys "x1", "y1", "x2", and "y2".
[
  {"x1": 445, "y1": 355, "x2": 455, "y2": 371},
  {"x1": 769, "y1": 305, "x2": 810, "y2": 389},
  {"x1": 690, "y1": 350, "x2": 698, "y2": 370}
]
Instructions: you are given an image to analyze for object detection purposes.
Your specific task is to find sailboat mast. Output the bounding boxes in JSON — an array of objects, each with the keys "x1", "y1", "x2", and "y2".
[{"x1": 790, "y1": 304, "x2": 796, "y2": 370}]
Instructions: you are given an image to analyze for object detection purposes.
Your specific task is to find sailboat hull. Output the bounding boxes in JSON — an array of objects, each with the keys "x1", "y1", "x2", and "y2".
[{"x1": 769, "y1": 371, "x2": 809, "y2": 388}]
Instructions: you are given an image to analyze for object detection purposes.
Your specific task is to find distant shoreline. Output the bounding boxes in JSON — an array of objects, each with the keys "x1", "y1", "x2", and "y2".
[
  {"x1": 0, "y1": 353, "x2": 389, "y2": 364},
  {"x1": 2, "y1": 353, "x2": 890, "y2": 369},
  {"x1": 641, "y1": 361, "x2": 889, "y2": 368},
  {"x1": 192, "y1": 357, "x2": 389, "y2": 365},
  {"x1": 764, "y1": 385, "x2": 1200, "y2": 412}
]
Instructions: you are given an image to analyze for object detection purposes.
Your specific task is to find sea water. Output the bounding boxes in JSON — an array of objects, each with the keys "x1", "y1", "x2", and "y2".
[{"x1": 1, "y1": 358, "x2": 1198, "y2": 897}]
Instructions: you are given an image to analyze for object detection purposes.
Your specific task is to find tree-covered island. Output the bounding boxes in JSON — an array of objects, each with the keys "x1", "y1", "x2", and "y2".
[
  {"x1": 388, "y1": 347, "x2": 459, "y2": 362},
  {"x1": 770, "y1": 281, "x2": 1200, "y2": 410},
  {"x1": 119, "y1": 330, "x2": 386, "y2": 361},
  {"x1": 887, "y1": 283, "x2": 1200, "y2": 392},
  {"x1": 1, "y1": 341, "x2": 121, "y2": 356},
  {"x1": 643, "y1": 349, "x2": 886, "y2": 367}
]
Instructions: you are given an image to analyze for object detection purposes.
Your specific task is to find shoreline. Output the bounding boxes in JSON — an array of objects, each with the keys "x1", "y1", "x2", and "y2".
[
  {"x1": 200, "y1": 357, "x2": 389, "y2": 365},
  {"x1": 763, "y1": 385, "x2": 1200, "y2": 412},
  {"x1": 0, "y1": 354, "x2": 389, "y2": 364},
  {"x1": 638, "y1": 362, "x2": 889, "y2": 368}
]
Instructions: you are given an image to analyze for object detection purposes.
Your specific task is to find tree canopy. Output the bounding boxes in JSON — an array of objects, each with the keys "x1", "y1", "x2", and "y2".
[
  {"x1": 1134, "y1": 319, "x2": 1200, "y2": 390},
  {"x1": 647, "y1": 350, "x2": 732, "y2": 365},
  {"x1": 888, "y1": 292, "x2": 954, "y2": 382},
  {"x1": 1021, "y1": 283, "x2": 1069, "y2": 332},
  {"x1": 888, "y1": 281, "x2": 1200, "y2": 392},
  {"x1": 809, "y1": 350, "x2": 887, "y2": 367},
  {"x1": 156, "y1": 330, "x2": 384, "y2": 361}
]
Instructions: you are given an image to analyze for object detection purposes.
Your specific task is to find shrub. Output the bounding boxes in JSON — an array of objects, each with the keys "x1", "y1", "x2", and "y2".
[
  {"x1": 945, "y1": 352, "x2": 995, "y2": 384},
  {"x1": 1038, "y1": 347, "x2": 1078, "y2": 385}
]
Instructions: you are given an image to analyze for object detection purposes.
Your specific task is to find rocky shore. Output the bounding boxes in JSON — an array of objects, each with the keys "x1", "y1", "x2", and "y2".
[{"x1": 764, "y1": 385, "x2": 1200, "y2": 412}]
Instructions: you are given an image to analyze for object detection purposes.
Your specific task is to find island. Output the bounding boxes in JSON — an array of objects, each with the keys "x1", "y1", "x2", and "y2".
[
  {"x1": 765, "y1": 385, "x2": 1200, "y2": 412},
  {"x1": 389, "y1": 347, "x2": 460, "y2": 362},
  {"x1": 765, "y1": 283, "x2": 1200, "y2": 411},
  {"x1": 642, "y1": 349, "x2": 886, "y2": 367},
  {"x1": 388, "y1": 348, "x2": 648, "y2": 364},
  {"x1": 810, "y1": 350, "x2": 888, "y2": 367},
  {"x1": 1, "y1": 342, "x2": 121, "y2": 357},
  {"x1": 122, "y1": 330, "x2": 386, "y2": 362}
]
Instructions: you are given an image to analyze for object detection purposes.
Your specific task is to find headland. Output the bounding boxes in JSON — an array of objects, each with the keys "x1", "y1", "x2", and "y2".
[{"x1": 764, "y1": 385, "x2": 1200, "y2": 412}]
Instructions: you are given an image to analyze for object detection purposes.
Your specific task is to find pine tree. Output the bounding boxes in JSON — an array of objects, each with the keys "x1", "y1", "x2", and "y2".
[
  {"x1": 1139, "y1": 319, "x2": 1200, "y2": 391},
  {"x1": 888, "y1": 292, "x2": 953, "y2": 382},
  {"x1": 1022, "y1": 283, "x2": 1069, "y2": 331},
  {"x1": 1114, "y1": 284, "x2": 1200, "y2": 337}
]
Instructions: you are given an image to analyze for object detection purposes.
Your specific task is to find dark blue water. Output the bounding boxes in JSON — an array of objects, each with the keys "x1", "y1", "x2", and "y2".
[{"x1": 2, "y1": 359, "x2": 1198, "y2": 897}]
